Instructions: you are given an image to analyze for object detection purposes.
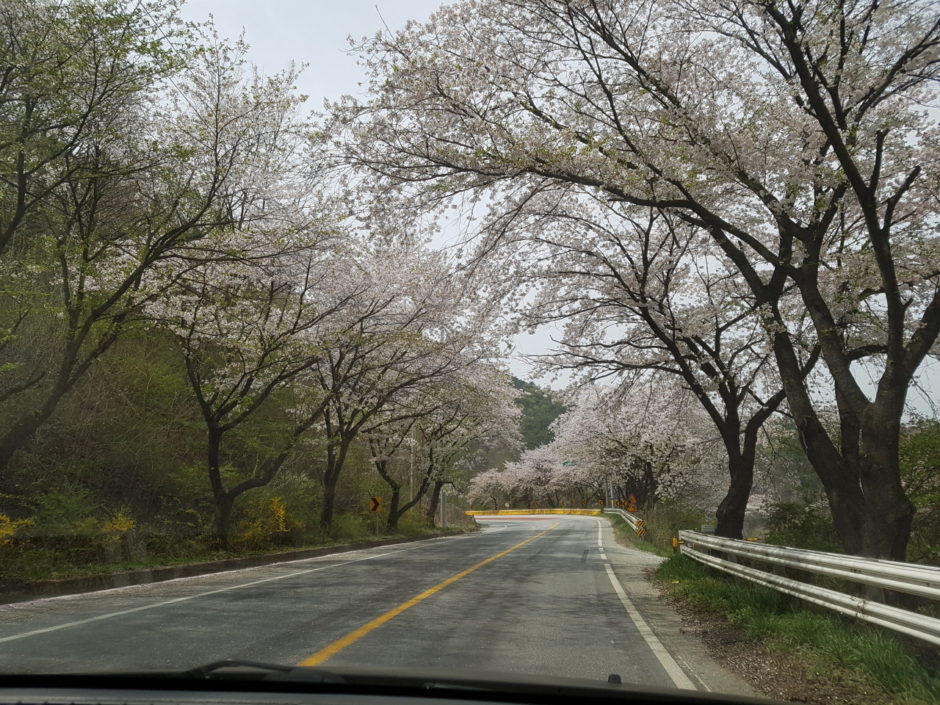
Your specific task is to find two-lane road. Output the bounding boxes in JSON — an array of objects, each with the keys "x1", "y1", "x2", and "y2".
[{"x1": 0, "y1": 516, "x2": 753, "y2": 695}]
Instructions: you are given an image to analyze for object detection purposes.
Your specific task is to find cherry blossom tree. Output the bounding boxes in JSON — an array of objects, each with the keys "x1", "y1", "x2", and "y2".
[
  {"x1": 552, "y1": 383, "x2": 726, "y2": 509},
  {"x1": 418, "y1": 365, "x2": 521, "y2": 525},
  {"x1": 154, "y1": 249, "x2": 357, "y2": 544},
  {"x1": 367, "y1": 362, "x2": 519, "y2": 531},
  {"x1": 477, "y1": 197, "x2": 816, "y2": 536},
  {"x1": 308, "y1": 240, "x2": 501, "y2": 533},
  {"x1": 338, "y1": 0, "x2": 940, "y2": 558},
  {"x1": 467, "y1": 469, "x2": 503, "y2": 511},
  {"x1": 473, "y1": 382, "x2": 725, "y2": 511}
]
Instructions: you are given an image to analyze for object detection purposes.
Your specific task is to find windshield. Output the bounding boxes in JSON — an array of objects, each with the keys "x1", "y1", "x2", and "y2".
[{"x1": 0, "y1": 1, "x2": 939, "y2": 704}]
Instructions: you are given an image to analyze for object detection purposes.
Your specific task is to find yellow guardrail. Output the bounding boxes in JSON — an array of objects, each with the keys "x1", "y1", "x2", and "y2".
[{"x1": 465, "y1": 508, "x2": 603, "y2": 516}]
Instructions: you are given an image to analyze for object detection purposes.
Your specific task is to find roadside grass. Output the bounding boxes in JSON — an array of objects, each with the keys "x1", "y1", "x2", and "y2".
[
  {"x1": 0, "y1": 523, "x2": 470, "y2": 588},
  {"x1": 605, "y1": 513, "x2": 674, "y2": 558},
  {"x1": 657, "y1": 554, "x2": 940, "y2": 704}
]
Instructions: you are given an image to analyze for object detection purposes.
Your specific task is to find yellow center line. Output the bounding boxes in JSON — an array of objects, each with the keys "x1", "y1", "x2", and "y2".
[{"x1": 297, "y1": 523, "x2": 557, "y2": 667}]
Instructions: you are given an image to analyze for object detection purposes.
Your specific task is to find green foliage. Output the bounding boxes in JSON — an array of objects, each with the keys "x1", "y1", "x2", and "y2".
[
  {"x1": 607, "y1": 513, "x2": 673, "y2": 557},
  {"x1": 657, "y1": 555, "x2": 940, "y2": 703},
  {"x1": 764, "y1": 501, "x2": 842, "y2": 552},
  {"x1": 331, "y1": 513, "x2": 368, "y2": 541},
  {"x1": 511, "y1": 377, "x2": 566, "y2": 450},
  {"x1": 755, "y1": 417, "x2": 940, "y2": 564},
  {"x1": 30, "y1": 483, "x2": 100, "y2": 537},
  {"x1": 900, "y1": 419, "x2": 940, "y2": 566},
  {"x1": 610, "y1": 501, "x2": 707, "y2": 555},
  {"x1": 643, "y1": 500, "x2": 709, "y2": 551}
]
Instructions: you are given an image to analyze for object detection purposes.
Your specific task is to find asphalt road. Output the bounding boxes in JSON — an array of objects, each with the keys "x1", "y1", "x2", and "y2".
[{"x1": 0, "y1": 516, "x2": 754, "y2": 695}]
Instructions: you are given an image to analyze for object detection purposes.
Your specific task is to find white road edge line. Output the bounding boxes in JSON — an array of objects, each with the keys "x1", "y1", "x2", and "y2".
[
  {"x1": 602, "y1": 563, "x2": 696, "y2": 691},
  {"x1": 0, "y1": 549, "x2": 405, "y2": 645},
  {"x1": 596, "y1": 518, "x2": 696, "y2": 691},
  {"x1": 675, "y1": 653, "x2": 712, "y2": 692}
]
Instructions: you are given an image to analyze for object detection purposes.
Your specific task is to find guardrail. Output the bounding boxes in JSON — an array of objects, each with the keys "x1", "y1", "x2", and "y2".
[
  {"x1": 679, "y1": 530, "x2": 940, "y2": 647},
  {"x1": 604, "y1": 507, "x2": 647, "y2": 536},
  {"x1": 464, "y1": 508, "x2": 602, "y2": 516}
]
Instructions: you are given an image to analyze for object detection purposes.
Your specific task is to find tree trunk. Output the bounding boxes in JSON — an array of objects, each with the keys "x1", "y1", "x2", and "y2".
[
  {"x1": 386, "y1": 486, "x2": 402, "y2": 532},
  {"x1": 426, "y1": 480, "x2": 444, "y2": 526},
  {"x1": 858, "y1": 406, "x2": 915, "y2": 559},
  {"x1": 320, "y1": 438, "x2": 351, "y2": 534},
  {"x1": 0, "y1": 378, "x2": 70, "y2": 472},
  {"x1": 371, "y1": 453, "x2": 403, "y2": 533},
  {"x1": 714, "y1": 423, "x2": 762, "y2": 539},
  {"x1": 768, "y1": 322, "x2": 915, "y2": 558},
  {"x1": 714, "y1": 447, "x2": 753, "y2": 539},
  {"x1": 216, "y1": 494, "x2": 234, "y2": 549},
  {"x1": 770, "y1": 329, "x2": 865, "y2": 554},
  {"x1": 205, "y1": 426, "x2": 233, "y2": 547}
]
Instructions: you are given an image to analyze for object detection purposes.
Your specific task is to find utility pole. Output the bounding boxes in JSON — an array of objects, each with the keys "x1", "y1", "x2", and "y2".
[{"x1": 409, "y1": 428, "x2": 415, "y2": 502}]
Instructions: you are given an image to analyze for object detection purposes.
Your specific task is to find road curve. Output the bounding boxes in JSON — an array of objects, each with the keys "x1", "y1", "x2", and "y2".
[{"x1": 0, "y1": 516, "x2": 753, "y2": 695}]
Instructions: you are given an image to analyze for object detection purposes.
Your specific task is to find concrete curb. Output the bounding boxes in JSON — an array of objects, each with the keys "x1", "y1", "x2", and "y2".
[{"x1": 0, "y1": 530, "x2": 466, "y2": 605}]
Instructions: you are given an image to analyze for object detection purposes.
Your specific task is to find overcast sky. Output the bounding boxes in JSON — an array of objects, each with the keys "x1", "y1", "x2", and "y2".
[{"x1": 179, "y1": 1, "x2": 450, "y2": 111}]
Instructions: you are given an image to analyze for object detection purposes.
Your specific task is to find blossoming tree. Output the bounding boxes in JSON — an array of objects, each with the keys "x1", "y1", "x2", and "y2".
[{"x1": 338, "y1": 0, "x2": 940, "y2": 558}]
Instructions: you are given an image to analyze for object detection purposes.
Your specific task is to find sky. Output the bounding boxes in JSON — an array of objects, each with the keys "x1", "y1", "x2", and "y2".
[
  {"x1": 177, "y1": 0, "x2": 557, "y2": 385},
  {"x1": 178, "y1": 1, "x2": 448, "y2": 111}
]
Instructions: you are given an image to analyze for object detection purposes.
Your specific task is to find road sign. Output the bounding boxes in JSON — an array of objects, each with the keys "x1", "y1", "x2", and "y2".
[
  {"x1": 626, "y1": 494, "x2": 637, "y2": 513},
  {"x1": 369, "y1": 496, "x2": 381, "y2": 512}
]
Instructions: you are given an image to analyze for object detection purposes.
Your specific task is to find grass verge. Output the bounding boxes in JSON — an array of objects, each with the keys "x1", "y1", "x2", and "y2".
[
  {"x1": 605, "y1": 513, "x2": 673, "y2": 558},
  {"x1": 0, "y1": 524, "x2": 472, "y2": 588},
  {"x1": 657, "y1": 553, "x2": 940, "y2": 704}
]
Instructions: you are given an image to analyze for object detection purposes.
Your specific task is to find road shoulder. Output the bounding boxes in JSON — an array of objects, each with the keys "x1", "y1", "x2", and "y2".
[{"x1": 600, "y1": 521, "x2": 758, "y2": 698}]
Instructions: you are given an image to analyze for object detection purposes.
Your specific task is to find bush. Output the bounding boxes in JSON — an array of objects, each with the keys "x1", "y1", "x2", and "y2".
[
  {"x1": 396, "y1": 511, "x2": 434, "y2": 535},
  {"x1": 763, "y1": 500, "x2": 841, "y2": 552},
  {"x1": 642, "y1": 500, "x2": 709, "y2": 551},
  {"x1": 331, "y1": 512, "x2": 368, "y2": 541},
  {"x1": 234, "y1": 495, "x2": 306, "y2": 550},
  {"x1": 900, "y1": 419, "x2": 940, "y2": 566},
  {"x1": 0, "y1": 513, "x2": 32, "y2": 546}
]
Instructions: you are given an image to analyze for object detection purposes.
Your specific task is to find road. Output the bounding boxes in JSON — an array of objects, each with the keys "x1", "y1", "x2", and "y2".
[{"x1": 0, "y1": 516, "x2": 753, "y2": 695}]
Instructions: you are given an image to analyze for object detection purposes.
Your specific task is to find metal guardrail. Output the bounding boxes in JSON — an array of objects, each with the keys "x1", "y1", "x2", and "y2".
[
  {"x1": 604, "y1": 507, "x2": 647, "y2": 536},
  {"x1": 679, "y1": 530, "x2": 940, "y2": 647},
  {"x1": 465, "y1": 509, "x2": 602, "y2": 516}
]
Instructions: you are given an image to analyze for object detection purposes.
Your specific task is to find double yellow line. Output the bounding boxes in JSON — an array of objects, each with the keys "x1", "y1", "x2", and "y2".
[{"x1": 297, "y1": 524, "x2": 556, "y2": 666}]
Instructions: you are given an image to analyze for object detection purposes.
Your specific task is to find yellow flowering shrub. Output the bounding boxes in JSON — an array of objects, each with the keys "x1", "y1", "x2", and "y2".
[
  {"x1": 235, "y1": 496, "x2": 301, "y2": 549},
  {"x1": 100, "y1": 513, "x2": 136, "y2": 543},
  {"x1": 0, "y1": 514, "x2": 33, "y2": 547}
]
